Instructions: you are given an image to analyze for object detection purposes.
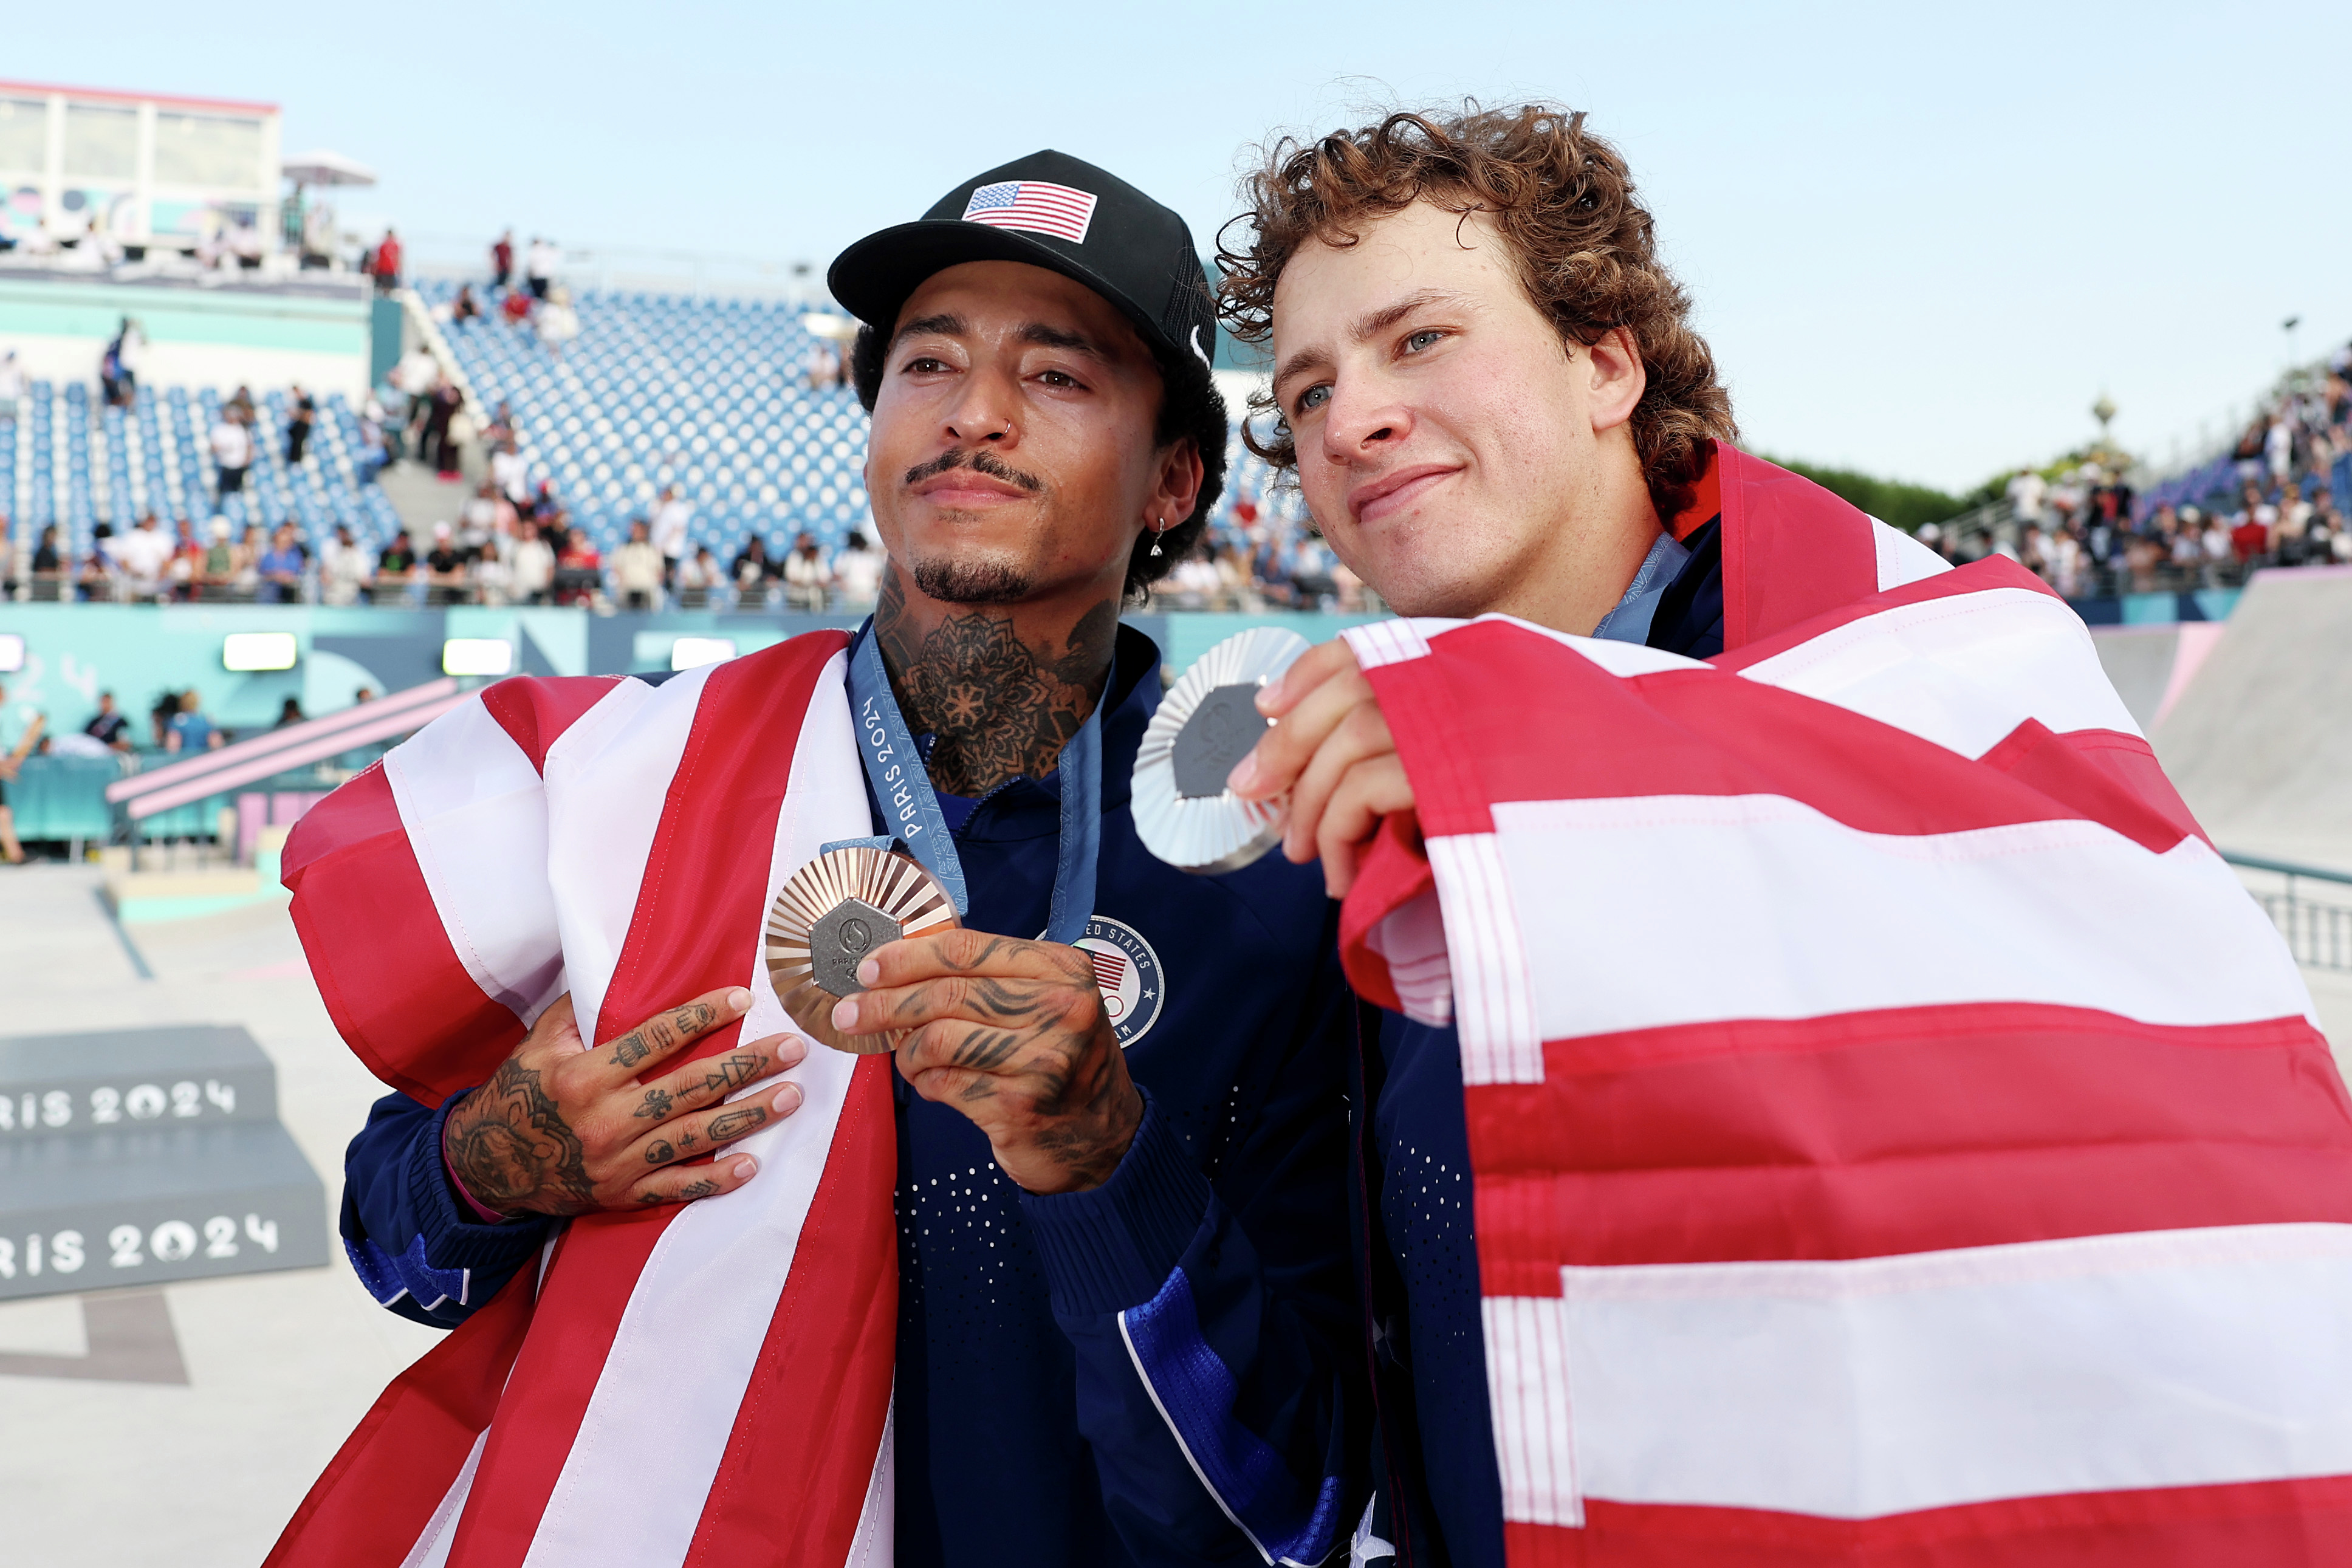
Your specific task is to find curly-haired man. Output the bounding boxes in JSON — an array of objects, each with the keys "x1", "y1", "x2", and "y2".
[{"x1": 1227, "y1": 106, "x2": 2352, "y2": 1566}]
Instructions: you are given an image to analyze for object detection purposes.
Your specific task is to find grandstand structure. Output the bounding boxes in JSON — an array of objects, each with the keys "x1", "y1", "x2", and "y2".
[
  {"x1": 414, "y1": 278, "x2": 1300, "y2": 566},
  {"x1": 4, "y1": 378, "x2": 403, "y2": 573}
]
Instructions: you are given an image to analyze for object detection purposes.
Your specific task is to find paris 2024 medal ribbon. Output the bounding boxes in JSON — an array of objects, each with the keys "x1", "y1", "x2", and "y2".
[
  {"x1": 765, "y1": 844, "x2": 959, "y2": 1054},
  {"x1": 1133, "y1": 626, "x2": 1311, "y2": 874}
]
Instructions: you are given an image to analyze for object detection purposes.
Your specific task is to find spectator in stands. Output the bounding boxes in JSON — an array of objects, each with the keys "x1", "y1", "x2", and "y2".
[
  {"x1": 491, "y1": 437, "x2": 530, "y2": 510},
  {"x1": 392, "y1": 346, "x2": 437, "y2": 445},
  {"x1": 2277, "y1": 482, "x2": 2315, "y2": 566},
  {"x1": 211, "y1": 405, "x2": 253, "y2": 504},
  {"x1": 482, "y1": 399, "x2": 516, "y2": 452},
  {"x1": 29, "y1": 526, "x2": 63, "y2": 600},
  {"x1": 112, "y1": 512, "x2": 174, "y2": 601},
  {"x1": 286, "y1": 385, "x2": 317, "y2": 465},
  {"x1": 370, "y1": 227, "x2": 403, "y2": 293},
  {"x1": 674, "y1": 543, "x2": 724, "y2": 608},
  {"x1": 1168, "y1": 543, "x2": 1222, "y2": 608},
  {"x1": 783, "y1": 531, "x2": 831, "y2": 611},
  {"x1": 357, "y1": 396, "x2": 393, "y2": 479},
  {"x1": 650, "y1": 485, "x2": 691, "y2": 584},
  {"x1": 500, "y1": 287, "x2": 533, "y2": 326},
  {"x1": 526, "y1": 236, "x2": 557, "y2": 300},
  {"x1": 199, "y1": 519, "x2": 236, "y2": 597},
  {"x1": 164, "y1": 691, "x2": 222, "y2": 755},
  {"x1": 555, "y1": 524, "x2": 601, "y2": 606},
  {"x1": 535, "y1": 286, "x2": 580, "y2": 358},
  {"x1": 232, "y1": 524, "x2": 266, "y2": 597},
  {"x1": 422, "y1": 377, "x2": 464, "y2": 479},
  {"x1": 450, "y1": 286, "x2": 482, "y2": 324},
  {"x1": 83, "y1": 692, "x2": 132, "y2": 753},
  {"x1": 832, "y1": 531, "x2": 884, "y2": 606},
  {"x1": 509, "y1": 519, "x2": 555, "y2": 605},
  {"x1": 166, "y1": 519, "x2": 203, "y2": 600},
  {"x1": 375, "y1": 530, "x2": 420, "y2": 604},
  {"x1": 258, "y1": 524, "x2": 307, "y2": 604},
  {"x1": 228, "y1": 385, "x2": 256, "y2": 421},
  {"x1": 492, "y1": 230, "x2": 515, "y2": 291},
  {"x1": 730, "y1": 534, "x2": 777, "y2": 601},
  {"x1": 321, "y1": 524, "x2": 374, "y2": 606},
  {"x1": 101, "y1": 317, "x2": 143, "y2": 408},
  {"x1": 0, "y1": 682, "x2": 39, "y2": 865},
  {"x1": 2316, "y1": 492, "x2": 2351, "y2": 563},
  {"x1": 425, "y1": 522, "x2": 468, "y2": 606},
  {"x1": 275, "y1": 696, "x2": 307, "y2": 729},
  {"x1": 612, "y1": 519, "x2": 665, "y2": 611},
  {"x1": 148, "y1": 690, "x2": 180, "y2": 748}
]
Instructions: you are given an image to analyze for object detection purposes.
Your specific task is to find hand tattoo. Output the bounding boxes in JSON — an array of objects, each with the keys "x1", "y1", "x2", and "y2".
[
  {"x1": 609, "y1": 1001, "x2": 717, "y2": 1069},
  {"x1": 634, "y1": 1087, "x2": 673, "y2": 1120},
  {"x1": 696, "y1": 1053, "x2": 763, "y2": 1094},
  {"x1": 645, "y1": 1138, "x2": 674, "y2": 1165},
  {"x1": 876, "y1": 576, "x2": 1118, "y2": 796},
  {"x1": 445, "y1": 1058, "x2": 596, "y2": 1215},
  {"x1": 676, "y1": 1129, "x2": 698, "y2": 1150},
  {"x1": 677, "y1": 1179, "x2": 719, "y2": 1200},
  {"x1": 706, "y1": 1106, "x2": 766, "y2": 1140}
]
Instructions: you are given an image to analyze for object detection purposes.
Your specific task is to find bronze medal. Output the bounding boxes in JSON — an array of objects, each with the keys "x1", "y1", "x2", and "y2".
[{"x1": 765, "y1": 844, "x2": 960, "y2": 1054}]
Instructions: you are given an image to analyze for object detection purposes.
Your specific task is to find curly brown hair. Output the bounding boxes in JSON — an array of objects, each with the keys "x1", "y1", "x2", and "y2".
[{"x1": 1218, "y1": 103, "x2": 1736, "y2": 524}]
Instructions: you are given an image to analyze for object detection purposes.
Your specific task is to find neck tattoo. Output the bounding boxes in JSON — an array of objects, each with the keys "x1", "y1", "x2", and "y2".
[{"x1": 875, "y1": 577, "x2": 1119, "y2": 798}]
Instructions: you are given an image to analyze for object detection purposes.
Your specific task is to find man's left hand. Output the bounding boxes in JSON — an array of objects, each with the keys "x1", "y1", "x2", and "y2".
[
  {"x1": 831, "y1": 930, "x2": 1142, "y2": 1195},
  {"x1": 1226, "y1": 638, "x2": 1416, "y2": 897}
]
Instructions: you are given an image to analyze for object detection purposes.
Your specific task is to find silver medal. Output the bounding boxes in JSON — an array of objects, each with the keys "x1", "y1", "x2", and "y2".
[{"x1": 1133, "y1": 626, "x2": 1311, "y2": 874}]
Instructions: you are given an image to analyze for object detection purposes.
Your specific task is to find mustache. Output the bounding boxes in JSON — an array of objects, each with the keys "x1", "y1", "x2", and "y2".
[{"x1": 903, "y1": 447, "x2": 1044, "y2": 494}]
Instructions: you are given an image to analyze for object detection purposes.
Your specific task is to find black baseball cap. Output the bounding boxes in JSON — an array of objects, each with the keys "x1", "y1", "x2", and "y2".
[{"x1": 828, "y1": 149, "x2": 1217, "y2": 374}]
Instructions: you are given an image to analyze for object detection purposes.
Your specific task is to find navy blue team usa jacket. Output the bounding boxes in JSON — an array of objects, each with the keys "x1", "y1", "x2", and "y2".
[{"x1": 341, "y1": 624, "x2": 1368, "y2": 1567}]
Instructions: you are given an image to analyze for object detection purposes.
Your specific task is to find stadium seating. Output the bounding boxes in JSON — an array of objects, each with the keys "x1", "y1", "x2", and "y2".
[
  {"x1": 416, "y1": 280, "x2": 1300, "y2": 564},
  {"x1": 2, "y1": 379, "x2": 405, "y2": 564}
]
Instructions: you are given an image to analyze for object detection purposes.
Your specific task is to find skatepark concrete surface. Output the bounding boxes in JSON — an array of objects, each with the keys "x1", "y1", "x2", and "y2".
[
  {"x1": 4, "y1": 572, "x2": 2348, "y2": 1565},
  {"x1": 2153, "y1": 564, "x2": 2352, "y2": 868},
  {"x1": 0, "y1": 864, "x2": 441, "y2": 1568}
]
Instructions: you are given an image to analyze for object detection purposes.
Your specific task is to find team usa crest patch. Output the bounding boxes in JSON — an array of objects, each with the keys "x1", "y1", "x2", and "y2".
[{"x1": 1074, "y1": 916, "x2": 1164, "y2": 1047}]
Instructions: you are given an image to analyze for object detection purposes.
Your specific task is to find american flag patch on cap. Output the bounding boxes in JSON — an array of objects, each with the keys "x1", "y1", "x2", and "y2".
[{"x1": 961, "y1": 180, "x2": 1097, "y2": 244}]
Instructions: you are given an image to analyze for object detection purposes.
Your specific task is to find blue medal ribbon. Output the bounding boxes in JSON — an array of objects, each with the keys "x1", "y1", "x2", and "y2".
[{"x1": 845, "y1": 620, "x2": 1101, "y2": 947}]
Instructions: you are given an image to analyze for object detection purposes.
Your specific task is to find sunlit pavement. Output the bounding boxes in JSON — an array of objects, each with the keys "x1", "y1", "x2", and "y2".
[{"x1": 0, "y1": 864, "x2": 441, "y2": 1567}]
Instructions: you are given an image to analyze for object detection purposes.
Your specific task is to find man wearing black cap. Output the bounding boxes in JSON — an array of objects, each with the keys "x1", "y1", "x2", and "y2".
[{"x1": 321, "y1": 152, "x2": 1365, "y2": 1567}]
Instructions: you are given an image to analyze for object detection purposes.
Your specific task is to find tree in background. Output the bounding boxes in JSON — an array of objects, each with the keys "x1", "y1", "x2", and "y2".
[{"x1": 1765, "y1": 457, "x2": 1979, "y2": 533}]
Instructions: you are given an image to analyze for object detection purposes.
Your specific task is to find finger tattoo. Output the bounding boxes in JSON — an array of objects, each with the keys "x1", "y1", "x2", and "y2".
[
  {"x1": 706, "y1": 1106, "x2": 766, "y2": 1139},
  {"x1": 645, "y1": 1138, "x2": 675, "y2": 1165},
  {"x1": 634, "y1": 1087, "x2": 673, "y2": 1119},
  {"x1": 695, "y1": 1052, "x2": 763, "y2": 1094},
  {"x1": 677, "y1": 1179, "x2": 719, "y2": 1199},
  {"x1": 676, "y1": 1128, "x2": 698, "y2": 1151},
  {"x1": 609, "y1": 1029, "x2": 654, "y2": 1069}
]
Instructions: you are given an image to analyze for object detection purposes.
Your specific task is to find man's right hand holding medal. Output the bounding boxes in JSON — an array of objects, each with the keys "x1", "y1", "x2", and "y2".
[{"x1": 442, "y1": 986, "x2": 808, "y2": 1217}]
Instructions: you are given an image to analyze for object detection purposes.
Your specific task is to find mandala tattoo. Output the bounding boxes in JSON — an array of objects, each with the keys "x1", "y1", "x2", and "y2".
[
  {"x1": 445, "y1": 1058, "x2": 597, "y2": 1215},
  {"x1": 877, "y1": 577, "x2": 1118, "y2": 797}
]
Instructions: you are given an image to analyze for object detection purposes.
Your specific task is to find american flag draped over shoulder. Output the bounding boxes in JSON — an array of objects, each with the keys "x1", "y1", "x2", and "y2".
[
  {"x1": 265, "y1": 631, "x2": 898, "y2": 1568},
  {"x1": 1337, "y1": 446, "x2": 2352, "y2": 1565}
]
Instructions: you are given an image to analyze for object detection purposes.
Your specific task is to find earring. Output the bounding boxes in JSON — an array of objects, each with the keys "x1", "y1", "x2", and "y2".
[{"x1": 1149, "y1": 517, "x2": 1167, "y2": 557}]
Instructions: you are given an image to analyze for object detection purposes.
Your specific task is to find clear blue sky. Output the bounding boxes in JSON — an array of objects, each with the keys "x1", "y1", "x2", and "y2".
[{"x1": 11, "y1": 1, "x2": 2347, "y2": 493}]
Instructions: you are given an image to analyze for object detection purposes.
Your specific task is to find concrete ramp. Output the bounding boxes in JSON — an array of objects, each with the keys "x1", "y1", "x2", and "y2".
[
  {"x1": 2155, "y1": 565, "x2": 2352, "y2": 863},
  {"x1": 2090, "y1": 626, "x2": 2182, "y2": 732}
]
